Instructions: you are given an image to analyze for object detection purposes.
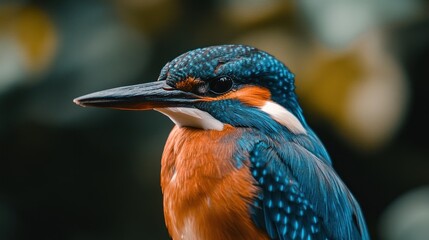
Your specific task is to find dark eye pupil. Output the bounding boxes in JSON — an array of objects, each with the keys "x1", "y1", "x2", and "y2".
[{"x1": 209, "y1": 77, "x2": 233, "y2": 94}]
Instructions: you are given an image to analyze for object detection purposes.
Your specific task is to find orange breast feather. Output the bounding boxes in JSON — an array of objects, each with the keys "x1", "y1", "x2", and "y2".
[{"x1": 160, "y1": 125, "x2": 268, "y2": 240}]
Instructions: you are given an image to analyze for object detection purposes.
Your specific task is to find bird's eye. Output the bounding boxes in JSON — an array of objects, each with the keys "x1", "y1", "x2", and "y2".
[{"x1": 209, "y1": 76, "x2": 233, "y2": 94}]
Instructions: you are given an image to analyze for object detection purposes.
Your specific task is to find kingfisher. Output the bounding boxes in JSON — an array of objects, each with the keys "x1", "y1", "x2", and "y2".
[{"x1": 74, "y1": 45, "x2": 369, "y2": 240}]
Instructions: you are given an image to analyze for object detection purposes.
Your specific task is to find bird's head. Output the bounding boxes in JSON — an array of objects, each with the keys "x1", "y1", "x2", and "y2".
[{"x1": 74, "y1": 45, "x2": 307, "y2": 134}]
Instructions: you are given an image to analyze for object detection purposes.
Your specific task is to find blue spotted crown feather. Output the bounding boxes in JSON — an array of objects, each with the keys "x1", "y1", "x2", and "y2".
[{"x1": 158, "y1": 45, "x2": 305, "y2": 122}]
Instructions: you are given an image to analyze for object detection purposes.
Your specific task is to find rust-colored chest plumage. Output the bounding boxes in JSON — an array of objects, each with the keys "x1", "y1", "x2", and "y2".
[{"x1": 160, "y1": 125, "x2": 268, "y2": 240}]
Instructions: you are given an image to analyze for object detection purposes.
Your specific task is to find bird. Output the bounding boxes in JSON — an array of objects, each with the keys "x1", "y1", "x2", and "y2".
[{"x1": 74, "y1": 45, "x2": 369, "y2": 240}]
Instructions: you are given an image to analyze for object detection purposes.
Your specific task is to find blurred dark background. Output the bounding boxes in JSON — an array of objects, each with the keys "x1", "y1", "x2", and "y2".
[{"x1": 1, "y1": 0, "x2": 428, "y2": 239}]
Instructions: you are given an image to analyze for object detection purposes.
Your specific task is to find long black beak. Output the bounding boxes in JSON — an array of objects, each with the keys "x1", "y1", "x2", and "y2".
[{"x1": 73, "y1": 81, "x2": 200, "y2": 110}]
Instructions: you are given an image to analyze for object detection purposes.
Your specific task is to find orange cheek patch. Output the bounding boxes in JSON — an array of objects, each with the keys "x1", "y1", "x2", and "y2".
[
  {"x1": 175, "y1": 77, "x2": 204, "y2": 92},
  {"x1": 204, "y1": 86, "x2": 271, "y2": 107},
  {"x1": 232, "y1": 86, "x2": 271, "y2": 107}
]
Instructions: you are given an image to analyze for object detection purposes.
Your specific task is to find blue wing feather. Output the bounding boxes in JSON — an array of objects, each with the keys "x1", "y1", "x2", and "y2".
[{"x1": 239, "y1": 133, "x2": 369, "y2": 240}]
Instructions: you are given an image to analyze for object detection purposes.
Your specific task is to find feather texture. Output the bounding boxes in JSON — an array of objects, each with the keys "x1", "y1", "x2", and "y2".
[
  {"x1": 235, "y1": 129, "x2": 369, "y2": 240},
  {"x1": 160, "y1": 125, "x2": 269, "y2": 240}
]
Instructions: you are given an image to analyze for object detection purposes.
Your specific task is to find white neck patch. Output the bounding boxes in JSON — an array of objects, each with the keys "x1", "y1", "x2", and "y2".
[
  {"x1": 260, "y1": 101, "x2": 307, "y2": 134},
  {"x1": 155, "y1": 107, "x2": 224, "y2": 131}
]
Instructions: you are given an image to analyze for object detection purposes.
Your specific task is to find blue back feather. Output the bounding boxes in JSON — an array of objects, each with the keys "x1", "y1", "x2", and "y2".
[{"x1": 233, "y1": 128, "x2": 370, "y2": 240}]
